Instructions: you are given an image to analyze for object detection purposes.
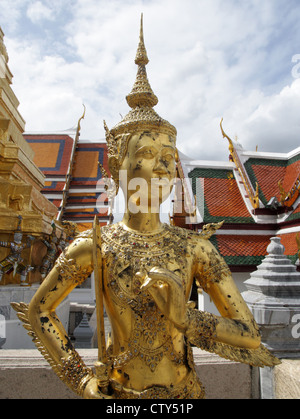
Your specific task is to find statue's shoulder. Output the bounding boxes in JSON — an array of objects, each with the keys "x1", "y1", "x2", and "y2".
[
  {"x1": 63, "y1": 228, "x2": 93, "y2": 263},
  {"x1": 68, "y1": 228, "x2": 93, "y2": 248},
  {"x1": 165, "y1": 223, "x2": 193, "y2": 238},
  {"x1": 100, "y1": 223, "x2": 117, "y2": 239},
  {"x1": 167, "y1": 221, "x2": 224, "y2": 240},
  {"x1": 164, "y1": 224, "x2": 200, "y2": 245},
  {"x1": 75, "y1": 229, "x2": 93, "y2": 239},
  {"x1": 166, "y1": 222, "x2": 224, "y2": 248}
]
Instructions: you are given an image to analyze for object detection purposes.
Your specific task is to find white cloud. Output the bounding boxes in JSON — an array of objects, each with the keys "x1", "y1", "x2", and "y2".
[
  {"x1": 26, "y1": 1, "x2": 54, "y2": 24},
  {"x1": 241, "y1": 79, "x2": 300, "y2": 153},
  {"x1": 0, "y1": 0, "x2": 29, "y2": 31},
  {"x1": 3, "y1": 0, "x2": 300, "y2": 160}
]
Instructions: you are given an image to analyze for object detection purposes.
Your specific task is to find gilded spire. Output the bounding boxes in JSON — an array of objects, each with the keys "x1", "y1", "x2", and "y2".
[
  {"x1": 126, "y1": 14, "x2": 158, "y2": 109},
  {"x1": 109, "y1": 14, "x2": 176, "y2": 139},
  {"x1": 135, "y1": 14, "x2": 149, "y2": 66}
]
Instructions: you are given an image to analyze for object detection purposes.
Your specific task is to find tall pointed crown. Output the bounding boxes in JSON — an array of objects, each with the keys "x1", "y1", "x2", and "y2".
[{"x1": 109, "y1": 14, "x2": 177, "y2": 138}]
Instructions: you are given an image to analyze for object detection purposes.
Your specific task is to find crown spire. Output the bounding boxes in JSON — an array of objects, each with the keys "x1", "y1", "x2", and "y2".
[
  {"x1": 109, "y1": 14, "x2": 176, "y2": 139},
  {"x1": 126, "y1": 13, "x2": 158, "y2": 109},
  {"x1": 135, "y1": 13, "x2": 149, "y2": 65}
]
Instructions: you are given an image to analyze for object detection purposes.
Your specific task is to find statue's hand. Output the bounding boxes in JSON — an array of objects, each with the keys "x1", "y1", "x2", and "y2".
[
  {"x1": 83, "y1": 376, "x2": 113, "y2": 399},
  {"x1": 139, "y1": 267, "x2": 188, "y2": 332}
]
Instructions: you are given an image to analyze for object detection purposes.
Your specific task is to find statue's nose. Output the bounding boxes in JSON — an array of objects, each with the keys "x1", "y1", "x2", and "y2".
[{"x1": 153, "y1": 156, "x2": 168, "y2": 175}]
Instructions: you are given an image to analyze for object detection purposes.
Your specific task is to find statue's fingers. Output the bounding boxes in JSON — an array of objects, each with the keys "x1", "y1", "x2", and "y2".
[
  {"x1": 148, "y1": 269, "x2": 182, "y2": 289},
  {"x1": 135, "y1": 271, "x2": 146, "y2": 280},
  {"x1": 142, "y1": 282, "x2": 167, "y2": 310},
  {"x1": 140, "y1": 274, "x2": 160, "y2": 290},
  {"x1": 148, "y1": 270, "x2": 170, "y2": 283}
]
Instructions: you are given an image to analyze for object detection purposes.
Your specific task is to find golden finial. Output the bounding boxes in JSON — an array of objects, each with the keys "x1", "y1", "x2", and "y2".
[
  {"x1": 73, "y1": 104, "x2": 86, "y2": 144},
  {"x1": 109, "y1": 14, "x2": 176, "y2": 139},
  {"x1": 126, "y1": 13, "x2": 158, "y2": 109},
  {"x1": 220, "y1": 118, "x2": 233, "y2": 146},
  {"x1": 77, "y1": 104, "x2": 86, "y2": 133},
  {"x1": 135, "y1": 13, "x2": 149, "y2": 66},
  {"x1": 220, "y1": 118, "x2": 260, "y2": 209}
]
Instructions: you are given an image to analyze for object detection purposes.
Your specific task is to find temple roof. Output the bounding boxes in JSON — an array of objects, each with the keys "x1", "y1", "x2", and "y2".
[
  {"x1": 24, "y1": 133, "x2": 111, "y2": 231},
  {"x1": 209, "y1": 234, "x2": 273, "y2": 269},
  {"x1": 188, "y1": 166, "x2": 254, "y2": 224},
  {"x1": 26, "y1": 134, "x2": 74, "y2": 176},
  {"x1": 177, "y1": 136, "x2": 300, "y2": 269},
  {"x1": 244, "y1": 150, "x2": 300, "y2": 207}
]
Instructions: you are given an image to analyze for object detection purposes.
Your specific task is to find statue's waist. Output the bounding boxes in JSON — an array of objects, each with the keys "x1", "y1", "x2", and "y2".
[
  {"x1": 111, "y1": 336, "x2": 186, "y2": 372},
  {"x1": 110, "y1": 368, "x2": 205, "y2": 399}
]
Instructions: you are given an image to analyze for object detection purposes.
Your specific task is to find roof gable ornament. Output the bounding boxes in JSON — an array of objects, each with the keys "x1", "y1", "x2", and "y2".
[
  {"x1": 56, "y1": 105, "x2": 86, "y2": 221},
  {"x1": 278, "y1": 176, "x2": 300, "y2": 208},
  {"x1": 220, "y1": 118, "x2": 260, "y2": 210}
]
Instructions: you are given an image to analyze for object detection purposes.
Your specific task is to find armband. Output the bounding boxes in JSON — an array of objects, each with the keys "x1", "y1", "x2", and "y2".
[
  {"x1": 61, "y1": 351, "x2": 94, "y2": 396},
  {"x1": 55, "y1": 253, "x2": 93, "y2": 286},
  {"x1": 185, "y1": 307, "x2": 218, "y2": 346}
]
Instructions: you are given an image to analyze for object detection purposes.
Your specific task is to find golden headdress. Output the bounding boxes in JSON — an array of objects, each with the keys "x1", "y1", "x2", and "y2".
[
  {"x1": 109, "y1": 14, "x2": 177, "y2": 138},
  {"x1": 104, "y1": 14, "x2": 177, "y2": 191}
]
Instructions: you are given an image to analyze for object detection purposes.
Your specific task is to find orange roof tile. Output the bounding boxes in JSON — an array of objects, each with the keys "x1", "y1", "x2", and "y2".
[
  {"x1": 245, "y1": 155, "x2": 300, "y2": 207},
  {"x1": 283, "y1": 160, "x2": 300, "y2": 192},
  {"x1": 251, "y1": 164, "x2": 286, "y2": 202},
  {"x1": 215, "y1": 235, "x2": 272, "y2": 257},
  {"x1": 208, "y1": 234, "x2": 273, "y2": 266},
  {"x1": 205, "y1": 177, "x2": 250, "y2": 218},
  {"x1": 278, "y1": 232, "x2": 298, "y2": 257},
  {"x1": 26, "y1": 135, "x2": 73, "y2": 176}
]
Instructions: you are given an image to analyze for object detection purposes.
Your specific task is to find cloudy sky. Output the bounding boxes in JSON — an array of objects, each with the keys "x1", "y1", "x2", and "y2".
[{"x1": 1, "y1": 0, "x2": 300, "y2": 161}]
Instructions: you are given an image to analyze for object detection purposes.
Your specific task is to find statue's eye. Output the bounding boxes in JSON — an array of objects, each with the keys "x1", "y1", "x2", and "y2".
[
  {"x1": 142, "y1": 150, "x2": 154, "y2": 158},
  {"x1": 136, "y1": 147, "x2": 156, "y2": 159},
  {"x1": 163, "y1": 153, "x2": 174, "y2": 162}
]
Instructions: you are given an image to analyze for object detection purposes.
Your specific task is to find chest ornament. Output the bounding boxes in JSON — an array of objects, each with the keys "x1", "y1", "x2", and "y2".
[{"x1": 101, "y1": 223, "x2": 189, "y2": 371}]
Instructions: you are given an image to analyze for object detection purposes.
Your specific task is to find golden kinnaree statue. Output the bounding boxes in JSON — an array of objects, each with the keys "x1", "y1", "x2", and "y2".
[{"x1": 12, "y1": 15, "x2": 279, "y2": 399}]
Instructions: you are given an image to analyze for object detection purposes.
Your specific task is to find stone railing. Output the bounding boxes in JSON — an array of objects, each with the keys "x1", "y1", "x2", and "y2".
[
  {"x1": 0, "y1": 348, "x2": 256, "y2": 399},
  {"x1": 0, "y1": 348, "x2": 299, "y2": 399}
]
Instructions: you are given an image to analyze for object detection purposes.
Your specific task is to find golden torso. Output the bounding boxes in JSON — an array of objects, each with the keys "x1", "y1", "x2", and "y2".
[{"x1": 101, "y1": 222, "x2": 197, "y2": 391}]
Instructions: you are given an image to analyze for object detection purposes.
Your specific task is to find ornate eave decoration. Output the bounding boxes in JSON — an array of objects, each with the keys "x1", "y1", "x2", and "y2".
[
  {"x1": 220, "y1": 118, "x2": 259, "y2": 210},
  {"x1": 278, "y1": 176, "x2": 300, "y2": 208}
]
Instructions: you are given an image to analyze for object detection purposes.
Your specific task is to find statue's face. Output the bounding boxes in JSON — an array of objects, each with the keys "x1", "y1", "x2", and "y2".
[{"x1": 120, "y1": 131, "x2": 176, "y2": 210}]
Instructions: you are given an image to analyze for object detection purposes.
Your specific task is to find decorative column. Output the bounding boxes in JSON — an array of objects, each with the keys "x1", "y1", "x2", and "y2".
[{"x1": 243, "y1": 236, "x2": 300, "y2": 359}]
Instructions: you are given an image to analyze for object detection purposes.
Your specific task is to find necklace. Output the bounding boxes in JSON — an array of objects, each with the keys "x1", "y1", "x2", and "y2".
[{"x1": 102, "y1": 222, "x2": 189, "y2": 259}]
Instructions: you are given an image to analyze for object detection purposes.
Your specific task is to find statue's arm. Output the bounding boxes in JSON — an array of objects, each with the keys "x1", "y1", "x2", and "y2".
[
  {"x1": 28, "y1": 235, "x2": 93, "y2": 356},
  {"x1": 25, "y1": 235, "x2": 95, "y2": 395},
  {"x1": 186, "y1": 238, "x2": 280, "y2": 367},
  {"x1": 0, "y1": 241, "x2": 11, "y2": 248},
  {"x1": 191, "y1": 239, "x2": 261, "y2": 349}
]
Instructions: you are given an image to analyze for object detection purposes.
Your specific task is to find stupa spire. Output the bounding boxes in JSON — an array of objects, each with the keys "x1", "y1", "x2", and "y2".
[
  {"x1": 126, "y1": 13, "x2": 158, "y2": 109},
  {"x1": 109, "y1": 14, "x2": 176, "y2": 139},
  {"x1": 135, "y1": 13, "x2": 149, "y2": 65}
]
